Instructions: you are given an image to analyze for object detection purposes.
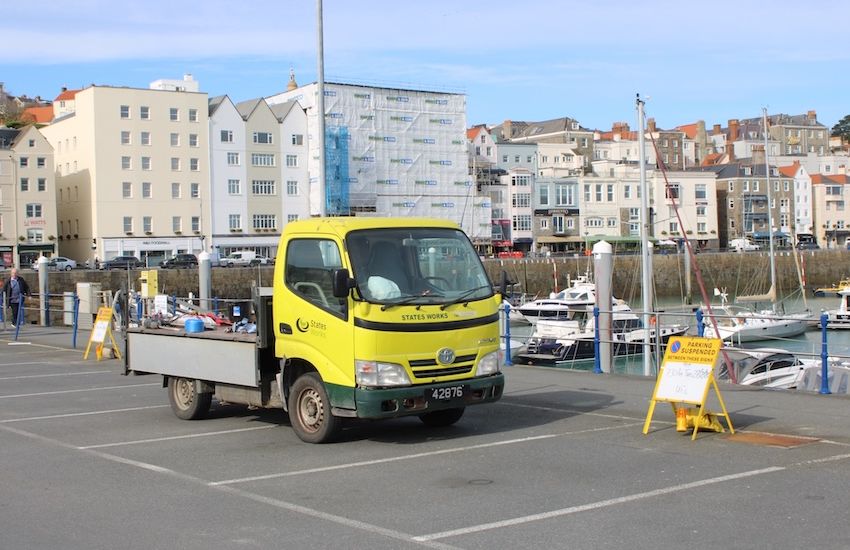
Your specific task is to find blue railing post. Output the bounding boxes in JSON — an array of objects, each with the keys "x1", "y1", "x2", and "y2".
[
  {"x1": 213, "y1": 297, "x2": 219, "y2": 316},
  {"x1": 593, "y1": 306, "x2": 602, "y2": 374},
  {"x1": 136, "y1": 294, "x2": 143, "y2": 322},
  {"x1": 171, "y1": 294, "x2": 176, "y2": 316},
  {"x1": 15, "y1": 300, "x2": 23, "y2": 340},
  {"x1": 72, "y1": 294, "x2": 80, "y2": 349},
  {"x1": 696, "y1": 309, "x2": 705, "y2": 337},
  {"x1": 45, "y1": 292, "x2": 51, "y2": 328},
  {"x1": 503, "y1": 303, "x2": 512, "y2": 366},
  {"x1": 820, "y1": 312, "x2": 831, "y2": 395}
]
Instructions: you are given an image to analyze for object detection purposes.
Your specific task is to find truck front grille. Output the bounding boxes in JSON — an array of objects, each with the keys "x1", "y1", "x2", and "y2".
[{"x1": 408, "y1": 353, "x2": 477, "y2": 379}]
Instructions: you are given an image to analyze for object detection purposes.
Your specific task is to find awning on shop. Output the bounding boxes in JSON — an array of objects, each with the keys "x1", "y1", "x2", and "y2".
[{"x1": 17, "y1": 243, "x2": 56, "y2": 251}]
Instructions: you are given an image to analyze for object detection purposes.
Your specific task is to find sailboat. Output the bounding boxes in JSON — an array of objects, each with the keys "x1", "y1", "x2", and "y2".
[{"x1": 703, "y1": 109, "x2": 810, "y2": 343}]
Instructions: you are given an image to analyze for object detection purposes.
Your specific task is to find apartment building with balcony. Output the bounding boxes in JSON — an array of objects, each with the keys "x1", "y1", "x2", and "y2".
[
  {"x1": 533, "y1": 177, "x2": 580, "y2": 254},
  {"x1": 811, "y1": 173, "x2": 850, "y2": 248},
  {"x1": 0, "y1": 126, "x2": 58, "y2": 267},
  {"x1": 42, "y1": 80, "x2": 211, "y2": 266}
]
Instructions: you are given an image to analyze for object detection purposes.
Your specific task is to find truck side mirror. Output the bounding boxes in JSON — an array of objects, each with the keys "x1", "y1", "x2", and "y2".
[
  {"x1": 499, "y1": 270, "x2": 509, "y2": 299},
  {"x1": 332, "y1": 268, "x2": 356, "y2": 298}
]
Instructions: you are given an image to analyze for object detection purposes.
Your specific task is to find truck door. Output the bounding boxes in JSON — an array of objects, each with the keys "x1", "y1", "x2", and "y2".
[{"x1": 277, "y1": 237, "x2": 354, "y2": 389}]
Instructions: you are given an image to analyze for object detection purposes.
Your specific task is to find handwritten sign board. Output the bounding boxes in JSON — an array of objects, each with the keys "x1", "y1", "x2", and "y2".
[
  {"x1": 84, "y1": 307, "x2": 121, "y2": 361},
  {"x1": 643, "y1": 336, "x2": 733, "y2": 440}
]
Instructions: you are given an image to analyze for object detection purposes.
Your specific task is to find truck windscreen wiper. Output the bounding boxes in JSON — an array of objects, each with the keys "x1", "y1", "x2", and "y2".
[
  {"x1": 439, "y1": 286, "x2": 493, "y2": 310},
  {"x1": 380, "y1": 294, "x2": 430, "y2": 311}
]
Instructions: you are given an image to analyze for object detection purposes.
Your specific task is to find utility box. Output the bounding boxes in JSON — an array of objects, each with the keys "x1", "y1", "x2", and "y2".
[
  {"x1": 140, "y1": 270, "x2": 159, "y2": 298},
  {"x1": 76, "y1": 282, "x2": 102, "y2": 329},
  {"x1": 63, "y1": 291, "x2": 75, "y2": 326}
]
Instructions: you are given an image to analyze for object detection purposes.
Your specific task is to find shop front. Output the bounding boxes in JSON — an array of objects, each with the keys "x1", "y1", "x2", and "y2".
[{"x1": 18, "y1": 243, "x2": 56, "y2": 269}]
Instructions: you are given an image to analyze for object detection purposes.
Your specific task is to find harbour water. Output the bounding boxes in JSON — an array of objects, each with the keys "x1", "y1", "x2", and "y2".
[{"x1": 503, "y1": 293, "x2": 850, "y2": 377}]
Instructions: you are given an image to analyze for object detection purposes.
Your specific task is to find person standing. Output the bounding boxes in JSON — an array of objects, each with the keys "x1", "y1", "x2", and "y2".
[{"x1": 2, "y1": 268, "x2": 30, "y2": 327}]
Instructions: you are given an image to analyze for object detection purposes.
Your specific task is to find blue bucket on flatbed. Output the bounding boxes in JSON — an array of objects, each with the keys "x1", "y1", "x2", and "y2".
[{"x1": 184, "y1": 317, "x2": 204, "y2": 333}]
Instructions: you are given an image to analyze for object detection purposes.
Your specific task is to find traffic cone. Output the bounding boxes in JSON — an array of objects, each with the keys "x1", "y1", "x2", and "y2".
[{"x1": 675, "y1": 406, "x2": 688, "y2": 432}]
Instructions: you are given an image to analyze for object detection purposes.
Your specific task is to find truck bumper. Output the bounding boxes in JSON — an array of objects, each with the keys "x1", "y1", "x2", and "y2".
[{"x1": 352, "y1": 374, "x2": 505, "y2": 419}]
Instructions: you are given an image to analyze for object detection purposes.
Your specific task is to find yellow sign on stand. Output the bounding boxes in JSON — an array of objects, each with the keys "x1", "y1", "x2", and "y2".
[
  {"x1": 642, "y1": 336, "x2": 734, "y2": 440},
  {"x1": 84, "y1": 306, "x2": 121, "y2": 361}
]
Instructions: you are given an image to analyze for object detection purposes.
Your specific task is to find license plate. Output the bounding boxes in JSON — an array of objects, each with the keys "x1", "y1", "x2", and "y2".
[{"x1": 429, "y1": 385, "x2": 465, "y2": 401}]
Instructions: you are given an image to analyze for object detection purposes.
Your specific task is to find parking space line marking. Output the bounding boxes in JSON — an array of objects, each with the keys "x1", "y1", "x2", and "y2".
[
  {"x1": 0, "y1": 360, "x2": 90, "y2": 367},
  {"x1": 0, "y1": 371, "x2": 111, "y2": 381},
  {"x1": 0, "y1": 405, "x2": 168, "y2": 423},
  {"x1": 497, "y1": 400, "x2": 646, "y2": 422},
  {"x1": 211, "y1": 423, "x2": 641, "y2": 487},
  {"x1": 413, "y1": 466, "x2": 786, "y2": 542},
  {"x1": 0, "y1": 423, "x2": 460, "y2": 550},
  {"x1": 79, "y1": 425, "x2": 277, "y2": 449},
  {"x1": 0, "y1": 382, "x2": 159, "y2": 399}
]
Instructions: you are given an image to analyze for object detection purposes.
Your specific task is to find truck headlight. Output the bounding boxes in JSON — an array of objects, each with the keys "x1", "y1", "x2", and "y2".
[
  {"x1": 476, "y1": 350, "x2": 502, "y2": 376},
  {"x1": 355, "y1": 360, "x2": 412, "y2": 387}
]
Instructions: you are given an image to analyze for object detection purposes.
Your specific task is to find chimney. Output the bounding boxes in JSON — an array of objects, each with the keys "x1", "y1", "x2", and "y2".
[
  {"x1": 713, "y1": 124, "x2": 722, "y2": 135},
  {"x1": 751, "y1": 144, "x2": 765, "y2": 167},
  {"x1": 728, "y1": 119, "x2": 739, "y2": 142},
  {"x1": 807, "y1": 110, "x2": 817, "y2": 120},
  {"x1": 647, "y1": 118, "x2": 657, "y2": 132},
  {"x1": 61, "y1": 86, "x2": 67, "y2": 92},
  {"x1": 503, "y1": 119, "x2": 513, "y2": 139}
]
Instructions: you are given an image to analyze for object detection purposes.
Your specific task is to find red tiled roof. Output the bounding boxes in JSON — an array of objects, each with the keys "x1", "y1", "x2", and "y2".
[
  {"x1": 21, "y1": 106, "x2": 54, "y2": 123},
  {"x1": 701, "y1": 153, "x2": 723, "y2": 166},
  {"x1": 676, "y1": 123, "x2": 698, "y2": 139},
  {"x1": 54, "y1": 89, "x2": 80, "y2": 101},
  {"x1": 812, "y1": 174, "x2": 850, "y2": 185},
  {"x1": 778, "y1": 161, "x2": 799, "y2": 177}
]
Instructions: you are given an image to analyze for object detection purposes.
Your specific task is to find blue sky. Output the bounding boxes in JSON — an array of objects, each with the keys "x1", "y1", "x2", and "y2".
[{"x1": 3, "y1": 0, "x2": 847, "y2": 131}]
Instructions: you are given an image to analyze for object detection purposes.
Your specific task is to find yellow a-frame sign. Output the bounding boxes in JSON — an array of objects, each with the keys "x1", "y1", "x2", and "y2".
[
  {"x1": 84, "y1": 306, "x2": 122, "y2": 361},
  {"x1": 642, "y1": 336, "x2": 734, "y2": 440}
]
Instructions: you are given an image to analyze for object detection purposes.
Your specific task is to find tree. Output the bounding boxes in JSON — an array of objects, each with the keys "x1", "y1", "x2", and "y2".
[{"x1": 832, "y1": 114, "x2": 850, "y2": 142}]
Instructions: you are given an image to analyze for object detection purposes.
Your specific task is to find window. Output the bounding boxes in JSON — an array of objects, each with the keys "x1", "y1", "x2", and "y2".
[
  {"x1": 35, "y1": 157, "x2": 44, "y2": 168},
  {"x1": 26, "y1": 203, "x2": 42, "y2": 218},
  {"x1": 666, "y1": 184, "x2": 680, "y2": 199},
  {"x1": 228, "y1": 214, "x2": 242, "y2": 230},
  {"x1": 695, "y1": 184, "x2": 707, "y2": 200},
  {"x1": 227, "y1": 179, "x2": 241, "y2": 194},
  {"x1": 511, "y1": 175, "x2": 530, "y2": 186},
  {"x1": 512, "y1": 193, "x2": 531, "y2": 208},
  {"x1": 606, "y1": 184, "x2": 614, "y2": 202},
  {"x1": 291, "y1": 134, "x2": 304, "y2": 145},
  {"x1": 538, "y1": 186, "x2": 549, "y2": 206},
  {"x1": 20, "y1": 177, "x2": 29, "y2": 191},
  {"x1": 20, "y1": 157, "x2": 28, "y2": 167},
  {"x1": 169, "y1": 108, "x2": 179, "y2": 121},
  {"x1": 123, "y1": 217, "x2": 133, "y2": 233},
  {"x1": 142, "y1": 182, "x2": 152, "y2": 198},
  {"x1": 37, "y1": 178, "x2": 46, "y2": 192},
  {"x1": 120, "y1": 105, "x2": 130, "y2": 119},
  {"x1": 540, "y1": 218, "x2": 549, "y2": 230},
  {"x1": 227, "y1": 152, "x2": 240, "y2": 166},
  {"x1": 697, "y1": 222, "x2": 707, "y2": 233},
  {"x1": 729, "y1": 182, "x2": 735, "y2": 193},
  {"x1": 172, "y1": 216, "x2": 182, "y2": 232},
  {"x1": 285, "y1": 239, "x2": 344, "y2": 314},
  {"x1": 552, "y1": 215, "x2": 565, "y2": 233},
  {"x1": 141, "y1": 157, "x2": 151, "y2": 170},
  {"x1": 729, "y1": 199, "x2": 735, "y2": 209},
  {"x1": 287, "y1": 180, "x2": 298, "y2": 196},
  {"x1": 188, "y1": 134, "x2": 198, "y2": 147},
  {"x1": 191, "y1": 216, "x2": 200, "y2": 232},
  {"x1": 170, "y1": 133, "x2": 180, "y2": 147},
  {"x1": 221, "y1": 130, "x2": 233, "y2": 143},
  {"x1": 285, "y1": 154, "x2": 298, "y2": 167},
  {"x1": 143, "y1": 216, "x2": 152, "y2": 233},
  {"x1": 696, "y1": 206, "x2": 707, "y2": 217},
  {"x1": 140, "y1": 106, "x2": 150, "y2": 120},
  {"x1": 171, "y1": 183, "x2": 181, "y2": 198},
  {"x1": 252, "y1": 214, "x2": 277, "y2": 230},
  {"x1": 669, "y1": 221, "x2": 679, "y2": 233},
  {"x1": 586, "y1": 218, "x2": 603, "y2": 228},
  {"x1": 190, "y1": 183, "x2": 199, "y2": 198},
  {"x1": 121, "y1": 156, "x2": 131, "y2": 170},
  {"x1": 624, "y1": 185, "x2": 631, "y2": 199},
  {"x1": 512, "y1": 214, "x2": 532, "y2": 231},
  {"x1": 595, "y1": 184, "x2": 603, "y2": 202},
  {"x1": 753, "y1": 181, "x2": 760, "y2": 192},
  {"x1": 188, "y1": 108, "x2": 198, "y2": 122},
  {"x1": 252, "y1": 179, "x2": 276, "y2": 195},
  {"x1": 584, "y1": 184, "x2": 591, "y2": 202},
  {"x1": 190, "y1": 158, "x2": 199, "y2": 171},
  {"x1": 502, "y1": 155, "x2": 508, "y2": 162},
  {"x1": 27, "y1": 229, "x2": 43, "y2": 242},
  {"x1": 287, "y1": 214, "x2": 299, "y2": 223},
  {"x1": 252, "y1": 153, "x2": 275, "y2": 167},
  {"x1": 123, "y1": 182, "x2": 132, "y2": 198},
  {"x1": 629, "y1": 207, "x2": 639, "y2": 220},
  {"x1": 253, "y1": 132, "x2": 274, "y2": 144},
  {"x1": 121, "y1": 131, "x2": 131, "y2": 145},
  {"x1": 171, "y1": 158, "x2": 180, "y2": 171}
]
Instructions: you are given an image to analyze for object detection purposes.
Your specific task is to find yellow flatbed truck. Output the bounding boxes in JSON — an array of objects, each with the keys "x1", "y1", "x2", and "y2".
[{"x1": 124, "y1": 218, "x2": 505, "y2": 443}]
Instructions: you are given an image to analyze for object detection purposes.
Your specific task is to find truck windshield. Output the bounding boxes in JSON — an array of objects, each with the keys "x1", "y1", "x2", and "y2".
[{"x1": 347, "y1": 227, "x2": 493, "y2": 306}]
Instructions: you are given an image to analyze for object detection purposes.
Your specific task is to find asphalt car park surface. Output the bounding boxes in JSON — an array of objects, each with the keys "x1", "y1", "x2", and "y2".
[{"x1": 2, "y1": 327, "x2": 850, "y2": 550}]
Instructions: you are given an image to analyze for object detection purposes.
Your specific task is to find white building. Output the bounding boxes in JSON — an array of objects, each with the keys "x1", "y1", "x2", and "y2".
[
  {"x1": 42, "y1": 79, "x2": 210, "y2": 265},
  {"x1": 266, "y1": 81, "x2": 490, "y2": 240}
]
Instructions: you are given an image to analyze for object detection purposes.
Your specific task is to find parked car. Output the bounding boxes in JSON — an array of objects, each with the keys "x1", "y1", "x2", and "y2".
[
  {"x1": 221, "y1": 250, "x2": 256, "y2": 267},
  {"x1": 102, "y1": 255, "x2": 143, "y2": 270},
  {"x1": 31, "y1": 256, "x2": 77, "y2": 271},
  {"x1": 159, "y1": 253, "x2": 198, "y2": 269},
  {"x1": 249, "y1": 255, "x2": 273, "y2": 266},
  {"x1": 797, "y1": 241, "x2": 820, "y2": 250},
  {"x1": 729, "y1": 238, "x2": 760, "y2": 252}
]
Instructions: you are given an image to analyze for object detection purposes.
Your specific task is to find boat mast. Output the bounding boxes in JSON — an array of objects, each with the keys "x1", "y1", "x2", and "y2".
[
  {"x1": 637, "y1": 95, "x2": 653, "y2": 376},
  {"x1": 763, "y1": 108, "x2": 777, "y2": 308},
  {"x1": 315, "y1": 0, "x2": 326, "y2": 216}
]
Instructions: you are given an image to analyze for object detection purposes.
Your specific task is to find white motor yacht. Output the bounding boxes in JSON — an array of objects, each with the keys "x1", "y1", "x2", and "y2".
[
  {"x1": 825, "y1": 288, "x2": 850, "y2": 329},
  {"x1": 516, "y1": 276, "x2": 597, "y2": 325}
]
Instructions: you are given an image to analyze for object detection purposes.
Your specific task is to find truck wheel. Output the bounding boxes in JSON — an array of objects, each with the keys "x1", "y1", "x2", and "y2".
[
  {"x1": 168, "y1": 377, "x2": 212, "y2": 420},
  {"x1": 419, "y1": 407, "x2": 465, "y2": 427},
  {"x1": 288, "y1": 372, "x2": 340, "y2": 443}
]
